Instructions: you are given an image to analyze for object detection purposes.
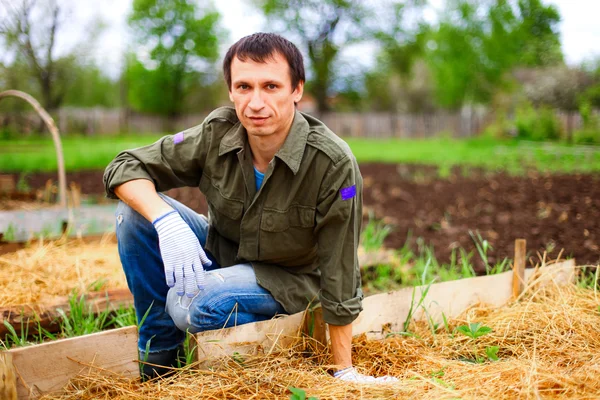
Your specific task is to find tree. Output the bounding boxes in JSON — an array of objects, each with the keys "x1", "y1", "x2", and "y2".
[
  {"x1": 366, "y1": 2, "x2": 431, "y2": 112},
  {"x1": 515, "y1": 66, "x2": 592, "y2": 141},
  {"x1": 0, "y1": 0, "x2": 102, "y2": 112},
  {"x1": 255, "y1": 0, "x2": 379, "y2": 113},
  {"x1": 579, "y1": 57, "x2": 600, "y2": 109},
  {"x1": 519, "y1": 67, "x2": 591, "y2": 112},
  {"x1": 424, "y1": 0, "x2": 563, "y2": 109},
  {"x1": 62, "y1": 63, "x2": 120, "y2": 108},
  {"x1": 127, "y1": 0, "x2": 223, "y2": 118},
  {"x1": 516, "y1": 0, "x2": 563, "y2": 67}
]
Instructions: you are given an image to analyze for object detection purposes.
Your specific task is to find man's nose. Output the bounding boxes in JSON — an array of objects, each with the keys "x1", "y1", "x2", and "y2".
[{"x1": 248, "y1": 89, "x2": 265, "y2": 110}]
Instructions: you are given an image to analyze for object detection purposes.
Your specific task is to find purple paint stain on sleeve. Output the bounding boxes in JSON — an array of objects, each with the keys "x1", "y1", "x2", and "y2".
[
  {"x1": 340, "y1": 185, "x2": 356, "y2": 200},
  {"x1": 173, "y1": 131, "x2": 184, "y2": 144}
]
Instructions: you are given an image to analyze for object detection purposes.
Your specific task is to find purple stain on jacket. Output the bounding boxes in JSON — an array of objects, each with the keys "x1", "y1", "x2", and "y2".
[
  {"x1": 340, "y1": 185, "x2": 356, "y2": 200},
  {"x1": 173, "y1": 132, "x2": 184, "y2": 144}
]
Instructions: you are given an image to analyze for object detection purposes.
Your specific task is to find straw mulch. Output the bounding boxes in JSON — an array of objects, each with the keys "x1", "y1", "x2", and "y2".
[
  {"x1": 40, "y1": 272, "x2": 600, "y2": 400},
  {"x1": 0, "y1": 238, "x2": 395, "y2": 307},
  {"x1": 0, "y1": 235, "x2": 126, "y2": 306}
]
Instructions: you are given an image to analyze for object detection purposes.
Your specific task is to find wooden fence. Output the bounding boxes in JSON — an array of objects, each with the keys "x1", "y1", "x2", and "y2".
[{"x1": 0, "y1": 107, "x2": 588, "y2": 138}]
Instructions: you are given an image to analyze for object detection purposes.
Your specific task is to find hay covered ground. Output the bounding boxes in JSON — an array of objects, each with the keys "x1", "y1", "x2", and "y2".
[
  {"x1": 0, "y1": 235, "x2": 126, "y2": 306},
  {"x1": 2, "y1": 238, "x2": 599, "y2": 398},
  {"x1": 40, "y1": 275, "x2": 600, "y2": 400},
  {"x1": 0, "y1": 238, "x2": 402, "y2": 307}
]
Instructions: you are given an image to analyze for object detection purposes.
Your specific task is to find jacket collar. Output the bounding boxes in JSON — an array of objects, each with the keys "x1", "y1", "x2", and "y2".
[{"x1": 218, "y1": 110, "x2": 310, "y2": 175}]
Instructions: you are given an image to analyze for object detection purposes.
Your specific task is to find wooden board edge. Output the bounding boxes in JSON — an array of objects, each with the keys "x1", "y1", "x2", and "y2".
[
  {"x1": 6, "y1": 326, "x2": 138, "y2": 400},
  {"x1": 196, "y1": 260, "x2": 577, "y2": 359},
  {"x1": 0, "y1": 352, "x2": 17, "y2": 400},
  {"x1": 5, "y1": 326, "x2": 137, "y2": 356},
  {"x1": 1, "y1": 259, "x2": 576, "y2": 397}
]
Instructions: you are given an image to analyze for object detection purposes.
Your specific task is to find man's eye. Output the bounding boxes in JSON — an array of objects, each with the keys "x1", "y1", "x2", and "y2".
[
  {"x1": 239, "y1": 84, "x2": 249, "y2": 90},
  {"x1": 267, "y1": 84, "x2": 277, "y2": 90}
]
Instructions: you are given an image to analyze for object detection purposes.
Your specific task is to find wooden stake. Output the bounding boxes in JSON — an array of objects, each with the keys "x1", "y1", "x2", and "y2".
[
  {"x1": 0, "y1": 352, "x2": 18, "y2": 400},
  {"x1": 513, "y1": 239, "x2": 527, "y2": 298}
]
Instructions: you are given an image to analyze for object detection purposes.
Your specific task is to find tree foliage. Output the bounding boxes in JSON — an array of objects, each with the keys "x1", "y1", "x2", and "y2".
[
  {"x1": 424, "y1": 0, "x2": 563, "y2": 109},
  {"x1": 127, "y1": 0, "x2": 222, "y2": 117},
  {"x1": 255, "y1": 0, "x2": 377, "y2": 113},
  {"x1": 62, "y1": 63, "x2": 120, "y2": 108},
  {"x1": 365, "y1": 2, "x2": 432, "y2": 112},
  {"x1": 0, "y1": 0, "x2": 103, "y2": 111},
  {"x1": 518, "y1": 67, "x2": 592, "y2": 112}
]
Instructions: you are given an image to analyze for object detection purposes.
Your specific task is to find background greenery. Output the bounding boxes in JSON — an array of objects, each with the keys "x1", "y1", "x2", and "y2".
[
  {"x1": 0, "y1": 0, "x2": 599, "y2": 144},
  {"x1": 2, "y1": 135, "x2": 599, "y2": 173}
]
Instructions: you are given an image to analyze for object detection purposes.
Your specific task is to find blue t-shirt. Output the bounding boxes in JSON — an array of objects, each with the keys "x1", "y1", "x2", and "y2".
[{"x1": 254, "y1": 167, "x2": 265, "y2": 192}]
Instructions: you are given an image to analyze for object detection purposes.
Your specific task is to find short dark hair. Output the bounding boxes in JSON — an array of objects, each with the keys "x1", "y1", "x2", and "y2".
[{"x1": 223, "y1": 32, "x2": 305, "y2": 91}]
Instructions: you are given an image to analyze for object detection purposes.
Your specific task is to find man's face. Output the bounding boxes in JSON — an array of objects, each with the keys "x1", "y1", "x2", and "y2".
[{"x1": 229, "y1": 52, "x2": 303, "y2": 139}]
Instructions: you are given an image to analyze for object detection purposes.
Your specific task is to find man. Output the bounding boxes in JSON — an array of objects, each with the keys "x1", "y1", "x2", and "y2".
[{"x1": 104, "y1": 33, "x2": 396, "y2": 384}]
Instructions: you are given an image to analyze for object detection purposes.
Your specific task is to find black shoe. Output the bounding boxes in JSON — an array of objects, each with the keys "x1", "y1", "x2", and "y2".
[{"x1": 139, "y1": 345, "x2": 186, "y2": 381}]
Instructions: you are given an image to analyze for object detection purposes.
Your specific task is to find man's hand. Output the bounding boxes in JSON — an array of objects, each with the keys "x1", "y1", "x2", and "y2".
[
  {"x1": 334, "y1": 367, "x2": 399, "y2": 384},
  {"x1": 153, "y1": 210, "x2": 212, "y2": 297}
]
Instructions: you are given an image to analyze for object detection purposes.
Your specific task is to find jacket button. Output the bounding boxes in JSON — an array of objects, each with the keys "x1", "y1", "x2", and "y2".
[{"x1": 265, "y1": 215, "x2": 273, "y2": 229}]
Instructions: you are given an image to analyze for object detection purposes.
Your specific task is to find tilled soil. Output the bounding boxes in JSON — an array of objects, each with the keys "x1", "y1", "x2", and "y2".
[
  {"x1": 3, "y1": 165, "x2": 599, "y2": 270},
  {"x1": 359, "y1": 164, "x2": 600, "y2": 272}
]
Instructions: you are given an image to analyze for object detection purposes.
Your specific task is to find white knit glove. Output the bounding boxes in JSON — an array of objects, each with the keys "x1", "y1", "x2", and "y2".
[
  {"x1": 153, "y1": 210, "x2": 212, "y2": 297},
  {"x1": 334, "y1": 367, "x2": 399, "y2": 384}
]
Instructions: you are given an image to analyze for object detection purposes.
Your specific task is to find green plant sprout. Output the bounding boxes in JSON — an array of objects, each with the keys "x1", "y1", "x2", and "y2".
[
  {"x1": 289, "y1": 387, "x2": 319, "y2": 400},
  {"x1": 360, "y1": 212, "x2": 392, "y2": 252},
  {"x1": 485, "y1": 346, "x2": 500, "y2": 361},
  {"x1": 456, "y1": 322, "x2": 492, "y2": 339},
  {"x1": 177, "y1": 330, "x2": 198, "y2": 369},
  {"x1": 469, "y1": 230, "x2": 510, "y2": 275},
  {"x1": 456, "y1": 322, "x2": 498, "y2": 363},
  {"x1": 232, "y1": 351, "x2": 245, "y2": 367},
  {"x1": 2, "y1": 223, "x2": 22, "y2": 242},
  {"x1": 385, "y1": 258, "x2": 435, "y2": 338}
]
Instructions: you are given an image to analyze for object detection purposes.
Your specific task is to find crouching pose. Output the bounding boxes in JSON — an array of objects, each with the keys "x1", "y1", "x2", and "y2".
[{"x1": 104, "y1": 32, "x2": 397, "y2": 384}]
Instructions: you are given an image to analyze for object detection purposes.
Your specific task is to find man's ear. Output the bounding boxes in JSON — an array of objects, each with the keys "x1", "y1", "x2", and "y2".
[
  {"x1": 228, "y1": 91, "x2": 234, "y2": 103},
  {"x1": 293, "y1": 81, "x2": 304, "y2": 103}
]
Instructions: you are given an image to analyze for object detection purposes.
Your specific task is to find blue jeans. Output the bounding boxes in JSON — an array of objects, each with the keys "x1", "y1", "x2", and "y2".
[{"x1": 115, "y1": 194, "x2": 286, "y2": 353}]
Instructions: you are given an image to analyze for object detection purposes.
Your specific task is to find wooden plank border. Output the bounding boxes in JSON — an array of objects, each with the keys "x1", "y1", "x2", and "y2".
[
  {"x1": 7, "y1": 326, "x2": 138, "y2": 399},
  {"x1": 1, "y1": 260, "x2": 576, "y2": 399},
  {"x1": 194, "y1": 259, "x2": 575, "y2": 362}
]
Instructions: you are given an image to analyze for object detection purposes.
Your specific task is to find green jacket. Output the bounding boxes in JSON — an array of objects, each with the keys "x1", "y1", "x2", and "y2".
[{"x1": 104, "y1": 107, "x2": 363, "y2": 325}]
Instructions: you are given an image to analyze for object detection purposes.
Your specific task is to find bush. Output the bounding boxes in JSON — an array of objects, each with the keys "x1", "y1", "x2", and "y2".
[
  {"x1": 482, "y1": 113, "x2": 514, "y2": 139},
  {"x1": 514, "y1": 104, "x2": 562, "y2": 141},
  {"x1": 0, "y1": 126, "x2": 17, "y2": 140},
  {"x1": 574, "y1": 101, "x2": 600, "y2": 144},
  {"x1": 573, "y1": 128, "x2": 600, "y2": 145}
]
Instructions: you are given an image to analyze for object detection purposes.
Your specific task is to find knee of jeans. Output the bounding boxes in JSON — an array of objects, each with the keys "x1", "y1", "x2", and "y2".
[
  {"x1": 166, "y1": 289, "x2": 195, "y2": 333},
  {"x1": 190, "y1": 293, "x2": 237, "y2": 332}
]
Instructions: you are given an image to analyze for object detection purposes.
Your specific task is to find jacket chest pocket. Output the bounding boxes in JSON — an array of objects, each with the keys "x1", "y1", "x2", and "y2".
[
  {"x1": 200, "y1": 177, "x2": 244, "y2": 242},
  {"x1": 259, "y1": 205, "x2": 316, "y2": 262}
]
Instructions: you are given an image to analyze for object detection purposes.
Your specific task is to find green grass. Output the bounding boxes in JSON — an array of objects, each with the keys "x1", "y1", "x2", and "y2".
[
  {"x1": 1, "y1": 135, "x2": 600, "y2": 173},
  {"x1": 0, "y1": 134, "x2": 164, "y2": 172},
  {"x1": 1, "y1": 290, "x2": 137, "y2": 350},
  {"x1": 345, "y1": 137, "x2": 600, "y2": 174},
  {"x1": 360, "y1": 217, "x2": 510, "y2": 294}
]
